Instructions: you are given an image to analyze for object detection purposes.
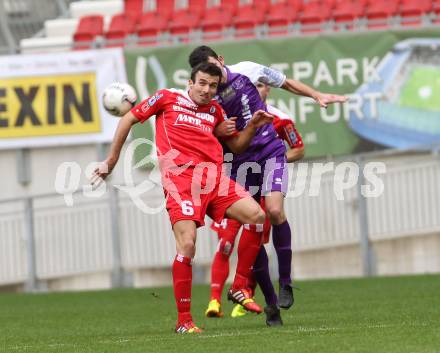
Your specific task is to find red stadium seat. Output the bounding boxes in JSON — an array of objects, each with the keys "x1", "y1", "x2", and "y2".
[
  {"x1": 189, "y1": 0, "x2": 207, "y2": 9},
  {"x1": 137, "y1": 11, "x2": 170, "y2": 45},
  {"x1": 104, "y1": 14, "x2": 136, "y2": 47},
  {"x1": 168, "y1": 8, "x2": 202, "y2": 41},
  {"x1": 156, "y1": 0, "x2": 175, "y2": 12},
  {"x1": 299, "y1": 1, "x2": 331, "y2": 33},
  {"x1": 365, "y1": 0, "x2": 399, "y2": 29},
  {"x1": 266, "y1": 1, "x2": 300, "y2": 36},
  {"x1": 221, "y1": 0, "x2": 239, "y2": 9},
  {"x1": 73, "y1": 15, "x2": 104, "y2": 49},
  {"x1": 200, "y1": 4, "x2": 236, "y2": 41},
  {"x1": 124, "y1": 0, "x2": 143, "y2": 22},
  {"x1": 232, "y1": 1, "x2": 270, "y2": 39},
  {"x1": 399, "y1": 0, "x2": 431, "y2": 27},
  {"x1": 332, "y1": 1, "x2": 365, "y2": 30}
]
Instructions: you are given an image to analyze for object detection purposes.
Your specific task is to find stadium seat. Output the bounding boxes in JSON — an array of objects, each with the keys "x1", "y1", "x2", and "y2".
[
  {"x1": 73, "y1": 15, "x2": 104, "y2": 49},
  {"x1": 266, "y1": 0, "x2": 301, "y2": 36},
  {"x1": 45, "y1": 18, "x2": 79, "y2": 38},
  {"x1": 199, "y1": 3, "x2": 236, "y2": 41},
  {"x1": 189, "y1": 0, "x2": 207, "y2": 9},
  {"x1": 399, "y1": 0, "x2": 431, "y2": 27},
  {"x1": 298, "y1": 1, "x2": 331, "y2": 33},
  {"x1": 70, "y1": 0, "x2": 122, "y2": 18},
  {"x1": 332, "y1": 1, "x2": 365, "y2": 30},
  {"x1": 232, "y1": 1, "x2": 270, "y2": 39},
  {"x1": 137, "y1": 11, "x2": 171, "y2": 45},
  {"x1": 365, "y1": 0, "x2": 399, "y2": 29},
  {"x1": 104, "y1": 13, "x2": 136, "y2": 46},
  {"x1": 168, "y1": 8, "x2": 202, "y2": 41},
  {"x1": 123, "y1": 0, "x2": 143, "y2": 22}
]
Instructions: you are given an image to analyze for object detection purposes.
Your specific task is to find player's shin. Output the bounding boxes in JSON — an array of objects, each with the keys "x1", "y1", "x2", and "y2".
[
  {"x1": 228, "y1": 226, "x2": 263, "y2": 313},
  {"x1": 210, "y1": 220, "x2": 241, "y2": 301},
  {"x1": 172, "y1": 254, "x2": 193, "y2": 324},
  {"x1": 253, "y1": 246, "x2": 278, "y2": 306},
  {"x1": 272, "y1": 220, "x2": 292, "y2": 286},
  {"x1": 232, "y1": 226, "x2": 262, "y2": 290}
]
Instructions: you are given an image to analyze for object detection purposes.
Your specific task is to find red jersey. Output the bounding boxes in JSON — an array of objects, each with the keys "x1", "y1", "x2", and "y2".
[{"x1": 131, "y1": 89, "x2": 228, "y2": 168}]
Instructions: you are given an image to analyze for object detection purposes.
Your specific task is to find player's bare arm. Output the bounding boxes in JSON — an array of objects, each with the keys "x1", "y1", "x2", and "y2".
[
  {"x1": 91, "y1": 111, "x2": 138, "y2": 185},
  {"x1": 286, "y1": 146, "x2": 305, "y2": 163},
  {"x1": 223, "y1": 110, "x2": 274, "y2": 154},
  {"x1": 214, "y1": 117, "x2": 237, "y2": 138},
  {"x1": 281, "y1": 78, "x2": 348, "y2": 108}
]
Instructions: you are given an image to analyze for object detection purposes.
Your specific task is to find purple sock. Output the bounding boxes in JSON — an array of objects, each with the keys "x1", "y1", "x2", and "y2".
[
  {"x1": 272, "y1": 221, "x2": 292, "y2": 286},
  {"x1": 253, "y1": 246, "x2": 278, "y2": 306}
]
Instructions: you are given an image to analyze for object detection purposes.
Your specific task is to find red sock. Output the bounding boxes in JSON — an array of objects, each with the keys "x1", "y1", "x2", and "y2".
[
  {"x1": 172, "y1": 254, "x2": 193, "y2": 324},
  {"x1": 210, "y1": 219, "x2": 241, "y2": 301},
  {"x1": 232, "y1": 227, "x2": 262, "y2": 290},
  {"x1": 248, "y1": 273, "x2": 257, "y2": 297},
  {"x1": 211, "y1": 252, "x2": 230, "y2": 302}
]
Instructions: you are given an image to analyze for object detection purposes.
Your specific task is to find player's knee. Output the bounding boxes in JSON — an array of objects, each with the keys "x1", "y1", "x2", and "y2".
[
  {"x1": 218, "y1": 239, "x2": 234, "y2": 257},
  {"x1": 249, "y1": 206, "x2": 266, "y2": 225},
  {"x1": 266, "y1": 206, "x2": 286, "y2": 224},
  {"x1": 180, "y1": 238, "x2": 196, "y2": 257},
  {"x1": 175, "y1": 230, "x2": 196, "y2": 257}
]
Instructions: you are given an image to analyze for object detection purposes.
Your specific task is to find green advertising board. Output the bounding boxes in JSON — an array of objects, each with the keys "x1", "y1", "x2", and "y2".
[{"x1": 124, "y1": 28, "x2": 440, "y2": 160}]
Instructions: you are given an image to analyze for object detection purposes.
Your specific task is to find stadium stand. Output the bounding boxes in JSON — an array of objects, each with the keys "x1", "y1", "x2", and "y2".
[
  {"x1": 365, "y1": 0, "x2": 400, "y2": 29},
  {"x1": 73, "y1": 15, "x2": 104, "y2": 48},
  {"x1": 199, "y1": 1, "x2": 237, "y2": 41},
  {"x1": 266, "y1": 0, "x2": 301, "y2": 36},
  {"x1": 298, "y1": 0, "x2": 332, "y2": 33},
  {"x1": 332, "y1": 1, "x2": 366, "y2": 31},
  {"x1": 399, "y1": 0, "x2": 432, "y2": 27},
  {"x1": 232, "y1": 0, "x2": 270, "y2": 38},
  {"x1": 0, "y1": 0, "x2": 74, "y2": 54},
  {"x1": 104, "y1": 13, "x2": 136, "y2": 46},
  {"x1": 16, "y1": 0, "x2": 440, "y2": 53}
]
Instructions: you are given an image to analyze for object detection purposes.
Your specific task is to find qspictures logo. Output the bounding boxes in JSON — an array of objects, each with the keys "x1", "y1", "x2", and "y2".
[{"x1": 54, "y1": 138, "x2": 386, "y2": 215}]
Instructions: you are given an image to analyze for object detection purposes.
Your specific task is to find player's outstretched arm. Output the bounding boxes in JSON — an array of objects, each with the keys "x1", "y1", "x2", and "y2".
[
  {"x1": 223, "y1": 110, "x2": 273, "y2": 154},
  {"x1": 286, "y1": 146, "x2": 305, "y2": 163},
  {"x1": 281, "y1": 78, "x2": 348, "y2": 108},
  {"x1": 91, "y1": 111, "x2": 138, "y2": 184}
]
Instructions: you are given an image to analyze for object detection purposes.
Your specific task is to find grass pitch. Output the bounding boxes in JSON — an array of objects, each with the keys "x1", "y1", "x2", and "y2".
[{"x1": 1, "y1": 274, "x2": 440, "y2": 353}]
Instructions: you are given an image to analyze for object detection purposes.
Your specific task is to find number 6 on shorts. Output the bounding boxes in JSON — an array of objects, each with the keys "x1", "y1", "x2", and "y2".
[{"x1": 181, "y1": 200, "x2": 194, "y2": 216}]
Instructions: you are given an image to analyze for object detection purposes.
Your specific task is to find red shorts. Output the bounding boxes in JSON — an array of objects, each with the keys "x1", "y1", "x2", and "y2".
[
  {"x1": 162, "y1": 165, "x2": 249, "y2": 227},
  {"x1": 211, "y1": 198, "x2": 272, "y2": 244}
]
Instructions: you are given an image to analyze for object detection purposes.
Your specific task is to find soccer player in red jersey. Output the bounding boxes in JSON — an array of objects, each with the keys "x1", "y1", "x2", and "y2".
[
  {"x1": 91, "y1": 63, "x2": 275, "y2": 333},
  {"x1": 206, "y1": 82, "x2": 305, "y2": 326}
]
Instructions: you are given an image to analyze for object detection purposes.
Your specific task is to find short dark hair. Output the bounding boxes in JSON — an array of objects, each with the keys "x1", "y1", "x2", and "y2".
[
  {"x1": 189, "y1": 45, "x2": 219, "y2": 68},
  {"x1": 190, "y1": 62, "x2": 222, "y2": 82}
]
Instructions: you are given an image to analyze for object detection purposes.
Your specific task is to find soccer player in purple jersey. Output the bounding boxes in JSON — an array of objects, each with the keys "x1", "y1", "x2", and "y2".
[{"x1": 189, "y1": 46, "x2": 347, "y2": 313}]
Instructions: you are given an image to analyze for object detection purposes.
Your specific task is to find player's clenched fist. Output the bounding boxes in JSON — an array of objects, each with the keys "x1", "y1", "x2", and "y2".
[{"x1": 248, "y1": 110, "x2": 274, "y2": 129}]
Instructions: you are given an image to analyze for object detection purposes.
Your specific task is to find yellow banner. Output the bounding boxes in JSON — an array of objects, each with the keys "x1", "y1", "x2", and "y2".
[{"x1": 0, "y1": 73, "x2": 101, "y2": 138}]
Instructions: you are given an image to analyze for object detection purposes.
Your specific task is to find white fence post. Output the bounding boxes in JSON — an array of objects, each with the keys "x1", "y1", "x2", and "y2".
[
  {"x1": 24, "y1": 197, "x2": 38, "y2": 291},
  {"x1": 356, "y1": 155, "x2": 376, "y2": 276}
]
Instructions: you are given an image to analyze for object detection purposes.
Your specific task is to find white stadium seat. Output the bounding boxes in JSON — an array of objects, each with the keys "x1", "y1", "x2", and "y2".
[
  {"x1": 45, "y1": 18, "x2": 79, "y2": 38},
  {"x1": 20, "y1": 36, "x2": 73, "y2": 54},
  {"x1": 69, "y1": 0, "x2": 123, "y2": 18}
]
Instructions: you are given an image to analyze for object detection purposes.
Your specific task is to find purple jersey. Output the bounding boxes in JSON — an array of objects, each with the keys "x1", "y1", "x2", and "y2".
[{"x1": 216, "y1": 62, "x2": 287, "y2": 165}]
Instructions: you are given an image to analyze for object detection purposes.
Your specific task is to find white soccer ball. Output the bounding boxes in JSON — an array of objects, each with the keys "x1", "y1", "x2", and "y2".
[{"x1": 102, "y1": 82, "x2": 137, "y2": 117}]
